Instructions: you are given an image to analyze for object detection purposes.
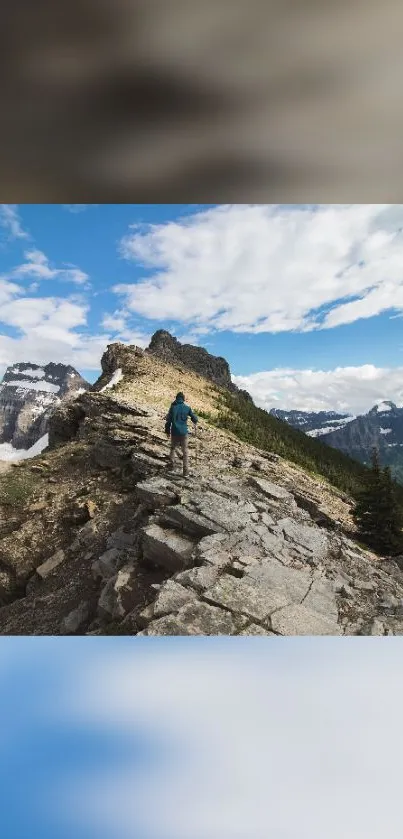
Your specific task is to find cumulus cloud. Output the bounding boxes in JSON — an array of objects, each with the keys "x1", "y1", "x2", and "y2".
[
  {"x1": 0, "y1": 278, "x2": 22, "y2": 307},
  {"x1": 116, "y1": 204, "x2": 403, "y2": 334},
  {"x1": 9, "y1": 249, "x2": 90, "y2": 287},
  {"x1": 0, "y1": 294, "x2": 109, "y2": 373},
  {"x1": 233, "y1": 364, "x2": 403, "y2": 415},
  {"x1": 0, "y1": 204, "x2": 29, "y2": 241},
  {"x1": 101, "y1": 312, "x2": 128, "y2": 333},
  {"x1": 49, "y1": 642, "x2": 403, "y2": 839}
]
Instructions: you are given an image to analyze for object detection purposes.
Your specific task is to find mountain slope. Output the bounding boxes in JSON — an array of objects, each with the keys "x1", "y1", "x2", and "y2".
[
  {"x1": 271, "y1": 401, "x2": 403, "y2": 485},
  {"x1": 1, "y1": 338, "x2": 403, "y2": 637},
  {"x1": 321, "y1": 401, "x2": 403, "y2": 483},
  {"x1": 0, "y1": 362, "x2": 90, "y2": 452}
]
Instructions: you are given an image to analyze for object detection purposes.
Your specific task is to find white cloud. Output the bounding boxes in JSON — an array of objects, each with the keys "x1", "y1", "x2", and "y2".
[
  {"x1": 53, "y1": 643, "x2": 403, "y2": 839},
  {"x1": 233, "y1": 364, "x2": 403, "y2": 415},
  {"x1": 114, "y1": 329, "x2": 151, "y2": 348},
  {"x1": 10, "y1": 249, "x2": 89, "y2": 286},
  {"x1": 101, "y1": 312, "x2": 128, "y2": 332},
  {"x1": 0, "y1": 204, "x2": 29, "y2": 240},
  {"x1": 0, "y1": 295, "x2": 109, "y2": 373},
  {"x1": 116, "y1": 204, "x2": 403, "y2": 334},
  {"x1": 0, "y1": 277, "x2": 22, "y2": 307}
]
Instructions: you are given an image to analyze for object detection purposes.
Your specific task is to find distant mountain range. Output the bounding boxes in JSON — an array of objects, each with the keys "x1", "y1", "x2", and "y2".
[{"x1": 270, "y1": 401, "x2": 403, "y2": 484}]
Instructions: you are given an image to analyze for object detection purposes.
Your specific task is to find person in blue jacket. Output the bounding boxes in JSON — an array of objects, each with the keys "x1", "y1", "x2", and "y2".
[{"x1": 165, "y1": 392, "x2": 198, "y2": 477}]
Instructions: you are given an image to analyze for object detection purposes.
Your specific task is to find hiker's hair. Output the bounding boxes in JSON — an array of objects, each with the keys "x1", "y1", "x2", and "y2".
[{"x1": 176, "y1": 392, "x2": 185, "y2": 400}]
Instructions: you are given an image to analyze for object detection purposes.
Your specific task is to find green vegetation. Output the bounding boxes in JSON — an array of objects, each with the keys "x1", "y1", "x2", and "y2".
[
  {"x1": 202, "y1": 391, "x2": 403, "y2": 509},
  {"x1": 353, "y1": 449, "x2": 403, "y2": 556},
  {"x1": 0, "y1": 470, "x2": 37, "y2": 507}
]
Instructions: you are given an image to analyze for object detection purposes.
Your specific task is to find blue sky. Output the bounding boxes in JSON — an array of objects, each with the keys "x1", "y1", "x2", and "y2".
[
  {"x1": 1, "y1": 203, "x2": 403, "y2": 414},
  {"x1": 1, "y1": 638, "x2": 403, "y2": 839}
]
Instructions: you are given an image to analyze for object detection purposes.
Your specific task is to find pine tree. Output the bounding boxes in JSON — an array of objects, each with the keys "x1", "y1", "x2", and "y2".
[{"x1": 353, "y1": 448, "x2": 403, "y2": 555}]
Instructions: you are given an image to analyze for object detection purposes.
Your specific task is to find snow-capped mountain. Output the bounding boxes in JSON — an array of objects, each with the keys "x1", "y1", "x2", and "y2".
[
  {"x1": 271, "y1": 401, "x2": 403, "y2": 484},
  {"x1": 0, "y1": 362, "x2": 90, "y2": 454},
  {"x1": 321, "y1": 401, "x2": 403, "y2": 482},
  {"x1": 269, "y1": 408, "x2": 355, "y2": 437}
]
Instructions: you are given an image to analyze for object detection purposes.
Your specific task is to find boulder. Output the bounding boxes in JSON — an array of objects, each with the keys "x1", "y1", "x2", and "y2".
[
  {"x1": 70, "y1": 520, "x2": 98, "y2": 550},
  {"x1": 91, "y1": 548, "x2": 122, "y2": 581},
  {"x1": 60, "y1": 601, "x2": 90, "y2": 634},
  {"x1": 159, "y1": 505, "x2": 224, "y2": 538},
  {"x1": 136, "y1": 477, "x2": 180, "y2": 509},
  {"x1": 98, "y1": 563, "x2": 139, "y2": 620},
  {"x1": 106, "y1": 527, "x2": 137, "y2": 551},
  {"x1": 141, "y1": 523, "x2": 195, "y2": 572},
  {"x1": 175, "y1": 565, "x2": 221, "y2": 593}
]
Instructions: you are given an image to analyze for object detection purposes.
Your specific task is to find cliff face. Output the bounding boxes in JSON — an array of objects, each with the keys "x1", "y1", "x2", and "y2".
[
  {"x1": 0, "y1": 362, "x2": 90, "y2": 450},
  {"x1": 146, "y1": 330, "x2": 253, "y2": 402}
]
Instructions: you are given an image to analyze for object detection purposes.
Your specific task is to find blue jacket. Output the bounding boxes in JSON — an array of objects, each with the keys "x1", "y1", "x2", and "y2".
[{"x1": 165, "y1": 396, "x2": 198, "y2": 437}]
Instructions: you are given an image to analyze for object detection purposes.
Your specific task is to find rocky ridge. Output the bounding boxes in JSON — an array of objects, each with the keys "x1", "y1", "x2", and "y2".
[
  {"x1": 1, "y1": 342, "x2": 403, "y2": 636},
  {"x1": 147, "y1": 329, "x2": 253, "y2": 402}
]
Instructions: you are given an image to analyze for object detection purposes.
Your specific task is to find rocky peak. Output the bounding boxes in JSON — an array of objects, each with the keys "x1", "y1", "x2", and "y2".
[
  {"x1": 92, "y1": 343, "x2": 145, "y2": 392},
  {"x1": 146, "y1": 330, "x2": 253, "y2": 401},
  {"x1": 1, "y1": 362, "x2": 88, "y2": 397},
  {"x1": 0, "y1": 362, "x2": 90, "y2": 451},
  {"x1": 368, "y1": 401, "x2": 398, "y2": 416}
]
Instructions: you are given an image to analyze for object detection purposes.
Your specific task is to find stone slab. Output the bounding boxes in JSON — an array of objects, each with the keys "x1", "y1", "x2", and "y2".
[
  {"x1": 203, "y1": 573, "x2": 289, "y2": 622},
  {"x1": 270, "y1": 603, "x2": 341, "y2": 635}
]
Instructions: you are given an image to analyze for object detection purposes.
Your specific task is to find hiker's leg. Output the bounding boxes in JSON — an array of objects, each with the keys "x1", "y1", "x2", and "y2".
[
  {"x1": 181, "y1": 435, "x2": 189, "y2": 476},
  {"x1": 169, "y1": 436, "x2": 177, "y2": 468}
]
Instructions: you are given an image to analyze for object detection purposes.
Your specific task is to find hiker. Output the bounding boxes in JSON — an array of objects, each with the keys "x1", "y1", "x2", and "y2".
[{"x1": 165, "y1": 392, "x2": 198, "y2": 478}]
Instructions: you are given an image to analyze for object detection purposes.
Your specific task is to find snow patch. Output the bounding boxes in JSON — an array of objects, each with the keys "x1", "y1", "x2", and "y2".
[
  {"x1": 5, "y1": 380, "x2": 60, "y2": 394},
  {"x1": 100, "y1": 368, "x2": 123, "y2": 392},
  {"x1": 379, "y1": 427, "x2": 392, "y2": 435},
  {"x1": 376, "y1": 401, "x2": 392, "y2": 412},
  {"x1": 9, "y1": 367, "x2": 46, "y2": 379},
  {"x1": 0, "y1": 433, "x2": 49, "y2": 462},
  {"x1": 307, "y1": 425, "x2": 344, "y2": 437}
]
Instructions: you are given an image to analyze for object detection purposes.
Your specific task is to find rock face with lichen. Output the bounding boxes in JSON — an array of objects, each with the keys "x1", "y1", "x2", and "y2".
[{"x1": 1, "y1": 341, "x2": 403, "y2": 636}]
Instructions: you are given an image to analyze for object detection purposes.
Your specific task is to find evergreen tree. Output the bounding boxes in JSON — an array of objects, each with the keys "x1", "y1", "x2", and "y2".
[{"x1": 353, "y1": 448, "x2": 403, "y2": 555}]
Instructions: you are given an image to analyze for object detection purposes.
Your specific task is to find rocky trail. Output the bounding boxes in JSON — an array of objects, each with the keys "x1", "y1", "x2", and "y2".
[{"x1": 1, "y1": 342, "x2": 403, "y2": 636}]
